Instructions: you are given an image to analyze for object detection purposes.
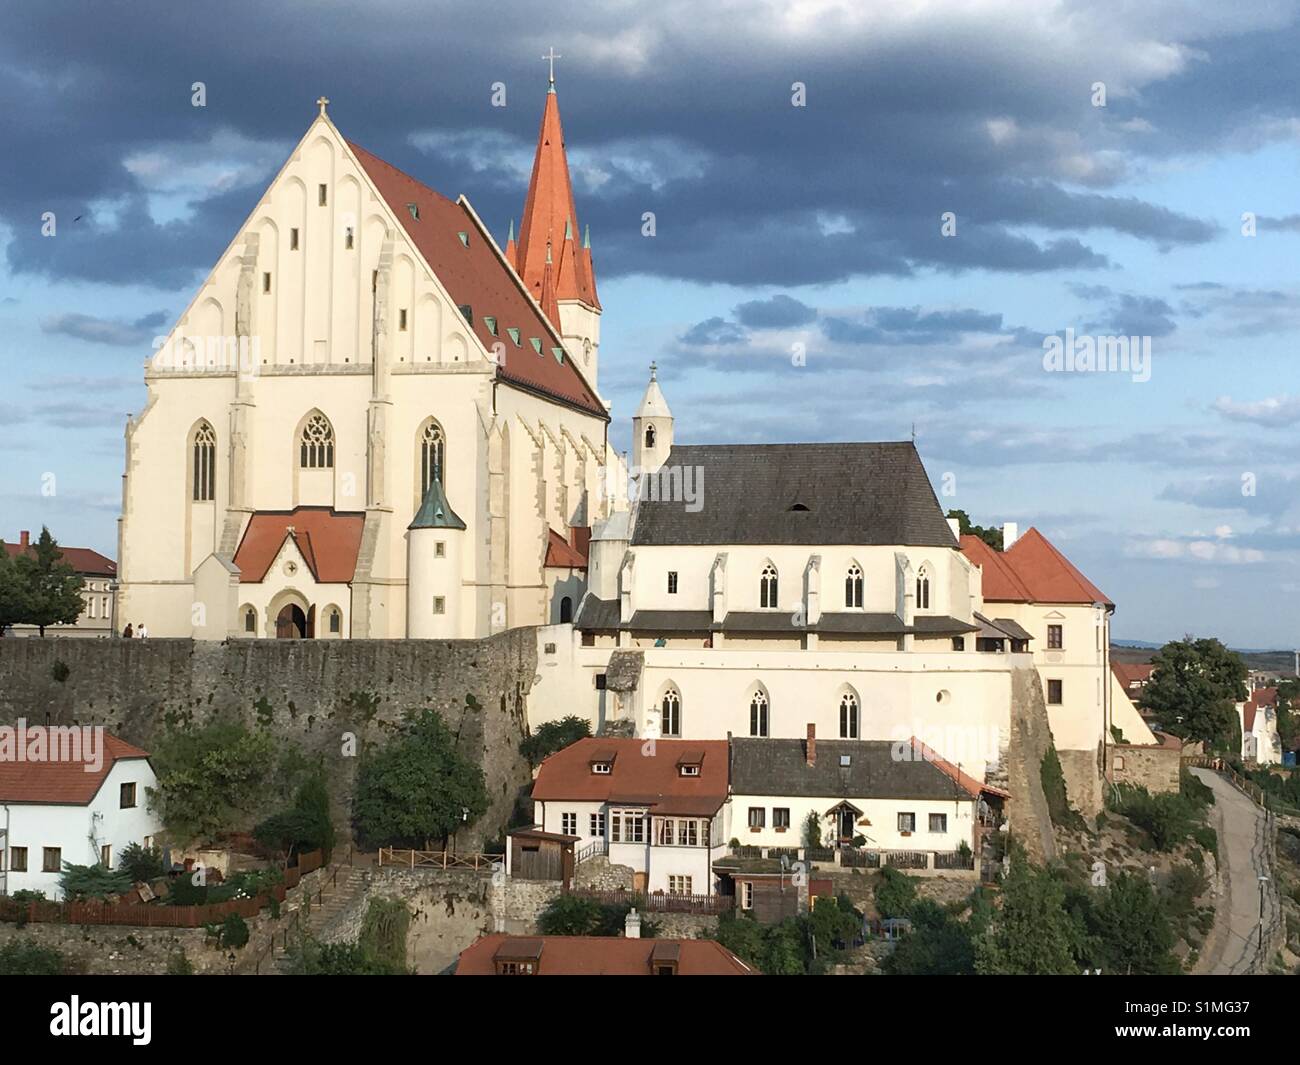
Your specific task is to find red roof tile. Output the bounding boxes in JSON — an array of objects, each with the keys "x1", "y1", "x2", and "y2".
[
  {"x1": 531, "y1": 737, "x2": 728, "y2": 817},
  {"x1": 909, "y1": 737, "x2": 1010, "y2": 799},
  {"x1": 4, "y1": 542, "x2": 116, "y2": 578},
  {"x1": 455, "y1": 934, "x2": 754, "y2": 976},
  {"x1": 1253, "y1": 686, "x2": 1277, "y2": 707},
  {"x1": 344, "y1": 140, "x2": 606, "y2": 418},
  {"x1": 232, "y1": 507, "x2": 364, "y2": 584},
  {"x1": 961, "y1": 528, "x2": 1111, "y2": 606},
  {"x1": 0, "y1": 732, "x2": 150, "y2": 805},
  {"x1": 544, "y1": 528, "x2": 587, "y2": 569},
  {"x1": 1243, "y1": 696, "x2": 1258, "y2": 733},
  {"x1": 1111, "y1": 662, "x2": 1154, "y2": 688}
]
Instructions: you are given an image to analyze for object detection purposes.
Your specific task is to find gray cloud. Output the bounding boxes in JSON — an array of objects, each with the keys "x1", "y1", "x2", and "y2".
[{"x1": 40, "y1": 309, "x2": 169, "y2": 346}]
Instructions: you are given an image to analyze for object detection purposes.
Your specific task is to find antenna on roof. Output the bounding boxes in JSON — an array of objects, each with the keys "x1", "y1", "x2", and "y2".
[{"x1": 911, "y1": 421, "x2": 916, "y2": 443}]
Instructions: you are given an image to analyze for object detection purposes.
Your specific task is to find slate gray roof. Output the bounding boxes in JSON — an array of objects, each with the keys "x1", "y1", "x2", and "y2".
[
  {"x1": 729, "y1": 738, "x2": 977, "y2": 801},
  {"x1": 630, "y1": 442, "x2": 957, "y2": 547},
  {"x1": 974, "y1": 613, "x2": 1033, "y2": 641},
  {"x1": 573, "y1": 594, "x2": 619, "y2": 631},
  {"x1": 625, "y1": 610, "x2": 714, "y2": 631}
]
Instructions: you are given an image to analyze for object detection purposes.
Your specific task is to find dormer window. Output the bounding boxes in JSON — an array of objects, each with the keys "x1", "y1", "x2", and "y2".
[
  {"x1": 406, "y1": 202, "x2": 419, "y2": 221},
  {"x1": 507, "y1": 327, "x2": 521, "y2": 346},
  {"x1": 484, "y1": 316, "x2": 498, "y2": 336},
  {"x1": 788, "y1": 502, "x2": 810, "y2": 512},
  {"x1": 457, "y1": 231, "x2": 469, "y2": 246},
  {"x1": 679, "y1": 764, "x2": 700, "y2": 777},
  {"x1": 677, "y1": 750, "x2": 704, "y2": 776},
  {"x1": 530, "y1": 337, "x2": 543, "y2": 355},
  {"x1": 592, "y1": 761, "x2": 612, "y2": 775}
]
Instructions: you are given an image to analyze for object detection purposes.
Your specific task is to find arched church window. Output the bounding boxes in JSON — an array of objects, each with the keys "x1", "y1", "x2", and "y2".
[
  {"x1": 749, "y1": 689, "x2": 769, "y2": 738},
  {"x1": 192, "y1": 421, "x2": 216, "y2": 502},
  {"x1": 244, "y1": 607, "x2": 256, "y2": 634},
  {"x1": 420, "y1": 420, "x2": 445, "y2": 493},
  {"x1": 661, "y1": 687, "x2": 682, "y2": 737},
  {"x1": 839, "y1": 691, "x2": 859, "y2": 739},
  {"x1": 760, "y1": 564, "x2": 779, "y2": 609},
  {"x1": 916, "y1": 566, "x2": 931, "y2": 611},
  {"x1": 645, "y1": 425, "x2": 656, "y2": 449},
  {"x1": 559, "y1": 597, "x2": 573, "y2": 624},
  {"x1": 300, "y1": 413, "x2": 334, "y2": 469},
  {"x1": 845, "y1": 564, "x2": 863, "y2": 608}
]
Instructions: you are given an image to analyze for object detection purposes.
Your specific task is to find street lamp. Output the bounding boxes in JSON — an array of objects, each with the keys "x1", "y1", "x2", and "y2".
[{"x1": 1258, "y1": 874, "x2": 1270, "y2": 952}]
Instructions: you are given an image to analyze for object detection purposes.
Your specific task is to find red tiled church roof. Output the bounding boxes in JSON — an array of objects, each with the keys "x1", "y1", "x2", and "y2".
[
  {"x1": 543, "y1": 528, "x2": 587, "y2": 569},
  {"x1": 1111, "y1": 662, "x2": 1154, "y2": 688},
  {"x1": 232, "y1": 507, "x2": 364, "y2": 584},
  {"x1": 0, "y1": 732, "x2": 150, "y2": 806},
  {"x1": 961, "y1": 527, "x2": 1112, "y2": 607},
  {"x1": 531, "y1": 738, "x2": 728, "y2": 817},
  {"x1": 345, "y1": 139, "x2": 605, "y2": 418}
]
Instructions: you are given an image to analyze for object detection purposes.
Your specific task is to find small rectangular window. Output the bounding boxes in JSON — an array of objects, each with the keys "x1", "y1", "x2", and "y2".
[
  {"x1": 592, "y1": 762, "x2": 612, "y2": 775},
  {"x1": 1047, "y1": 679, "x2": 1063, "y2": 705},
  {"x1": 43, "y1": 847, "x2": 62, "y2": 873},
  {"x1": 432, "y1": 596, "x2": 445, "y2": 615},
  {"x1": 667, "y1": 571, "x2": 678, "y2": 594},
  {"x1": 1047, "y1": 624, "x2": 1063, "y2": 650},
  {"x1": 773, "y1": 808, "x2": 791, "y2": 830},
  {"x1": 898, "y1": 813, "x2": 916, "y2": 834},
  {"x1": 435, "y1": 541, "x2": 445, "y2": 558},
  {"x1": 741, "y1": 882, "x2": 754, "y2": 910},
  {"x1": 952, "y1": 636, "x2": 965, "y2": 651},
  {"x1": 100, "y1": 844, "x2": 112, "y2": 867},
  {"x1": 747, "y1": 807, "x2": 765, "y2": 830},
  {"x1": 245, "y1": 609, "x2": 256, "y2": 633},
  {"x1": 399, "y1": 309, "x2": 408, "y2": 331},
  {"x1": 589, "y1": 813, "x2": 605, "y2": 837},
  {"x1": 262, "y1": 272, "x2": 271, "y2": 294},
  {"x1": 318, "y1": 183, "x2": 328, "y2": 206},
  {"x1": 290, "y1": 228, "x2": 299, "y2": 250},
  {"x1": 345, "y1": 227, "x2": 354, "y2": 249},
  {"x1": 561, "y1": 812, "x2": 577, "y2": 835},
  {"x1": 595, "y1": 674, "x2": 607, "y2": 690},
  {"x1": 120, "y1": 782, "x2": 137, "y2": 809},
  {"x1": 929, "y1": 813, "x2": 947, "y2": 833},
  {"x1": 9, "y1": 846, "x2": 27, "y2": 872}
]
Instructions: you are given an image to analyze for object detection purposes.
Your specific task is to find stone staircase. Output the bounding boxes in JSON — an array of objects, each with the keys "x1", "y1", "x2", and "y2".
[{"x1": 252, "y1": 864, "x2": 367, "y2": 975}]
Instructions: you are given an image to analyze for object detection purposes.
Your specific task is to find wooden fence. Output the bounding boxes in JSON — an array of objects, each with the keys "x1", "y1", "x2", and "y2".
[
  {"x1": 571, "y1": 888, "x2": 733, "y2": 915},
  {"x1": 0, "y1": 849, "x2": 324, "y2": 929},
  {"x1": 376, "y1": 848, "x2": 501, "y2": 870}
]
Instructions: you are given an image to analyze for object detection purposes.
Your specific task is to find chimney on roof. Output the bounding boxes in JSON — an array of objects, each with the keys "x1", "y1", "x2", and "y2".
[
  {"x1": 625, "y1": 908, "x2": 641, "y2": 939},
  {"x1": 806, "y1": 723, "x2": 816, "y2": 767},
  {"x1": 19, "y1": 530, "x2": 29, "y2": 547},
  {"x1": 1002, "y1": 522, "x2": 1019, "y2": 549}
]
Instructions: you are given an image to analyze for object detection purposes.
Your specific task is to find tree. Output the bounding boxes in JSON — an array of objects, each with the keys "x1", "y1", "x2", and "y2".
[
  {"x1": 1141, "y1": 637, "x2": 1246, "y2": 750},
  {"x1": 1089, "y1": 872, "x2": 1179, "y2": 975},
  {"x1": 0, "y1": 544, "x2": 34, "y2": 635},
  {"x1": 353, "y1": 708, "x2": 489, "y2": 848},
  {"x1": 946, "y1": 509, "x2": 1003, "y2": 550},
  {"x1": 253, "y1": 771, "x2": 336, "y2": 862},
  {"x1": 884, "y1": 898, "x2": 977, "y2": 975},
  {"x1": 975, "y1": 860, "x2": 1082, "y2": 974},
  {"x1": 13, "y1": 528, "x2": 84, "y2": 636},
  {"x1": 802, "y1": 810, "x2": 822, "y2": 849},
  {"x1": 148, "y1": 720, "x2": 277, "y2": 843},
  {"x1": 59, "y1": 862, "x2": 133, "y2": 901},
  {"x1": 520, "y1": 715, "x2": 592, "y2": 765},
  {"x1": 119, "y1": 842, "x2": 166, "y2": 883},
  {"x1": 873, "y1": 867, "x2": 917, "y2": 919},
  {"x1": 1276, "y1": 678, "x2": 1300, "y2": 752}
]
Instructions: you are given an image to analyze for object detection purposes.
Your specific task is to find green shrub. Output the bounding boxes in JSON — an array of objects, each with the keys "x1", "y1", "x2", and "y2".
[
  {"x1": 1180, "y1": 768, "x2": 1216, "y2": 809},
  {"x1": 50, "y1": 660, "x2": 70, "y2": 683},
  {"x1": 165, "y1": 949, "x2": 194, "y2": 975},
  {"x1": 219, "y1": 913, "x2": 249, "y2": 950},
  {"x1": 519, "y1": 715, "x2": 592, "y2": 765},
  {"x1": 0, "y1": 939, "x2": 66, "y2": 975},
  {"x1": 9, "y1": 889, "x2": 46, "y2": 903},
  {"x1": 119, "y1": 842, "x2": 166, "y2": 884},
  {"x1": 802, "y1": 811, "x2": 822, "y2": 849},
  {"x1": 1107, "y1": 784, "x2": 1206, "y2": 852},
  {"x1": 58, "y1": 861, "x2": 133, "y2": 901},
  {"x1": 873, "y1": 867, "x2": 917, "y2": 919},
  {"x1": 1041, "y1": 747, "x2": 1084, "y2": 829}
]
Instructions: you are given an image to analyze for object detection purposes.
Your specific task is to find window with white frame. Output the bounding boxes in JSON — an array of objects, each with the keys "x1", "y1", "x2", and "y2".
[
  {"x1": 845, "y1": 564, "x2": 864, "y2": 608},
  {"x1": 741, "y1": 882, "x2": 754, "y2": 910},
  {"x1": 661, "y1": 687, "x2": 681, "y2": 737},
  {"x1": 929, "y1": 813, "x2": 947, "y2": 833},
  {"x1": 677, "y1": 820, "x2": 699, "y2": 847},
  {"x1": 748, "y1": 807, "x2": 765, "y2": 830},
  {"x1": 657, "y1": 818, "x2": 675, "y2": 845},
  {"x1": 839, "y1": 692, "x2": 859, "y2": 739},
  {"x1": 916, "y1": 566, "x2": 931, "y2": 610},
  {"x1": 773, "y1": 808, "x2": 791, "y2": 831},
  {"x1": 898, "y1": 812, "x2": 916, "y2": 833},
  {"x1": 749, "y1": 689, "x2": 769, "y2": 737},
  {"x1": 667, "y1": 875, "x2": 693, "y2": 894},
  {"x1": 589, "y1": 812, "x2": 606, "y2": 837},
  {"x1": 610, "y1": 810, "x2": 644, "y2": 843},
  {"x1": 561, "y1": 812, "x2": 577, "y2": 836}
]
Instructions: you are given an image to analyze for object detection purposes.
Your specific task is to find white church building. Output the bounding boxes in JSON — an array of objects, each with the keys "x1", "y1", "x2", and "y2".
[{"x1": 117, "y1": 79, "x2": 620, "y2": 640}]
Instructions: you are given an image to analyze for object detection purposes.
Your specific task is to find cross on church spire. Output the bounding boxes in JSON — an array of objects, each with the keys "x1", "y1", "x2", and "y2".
[
  {"x1": 317, "y1": 96, "x2": 330, "y2": 116},
  {"x1": 542, "y1": 47, "x2": 561, "y2": 89},
  {"x1": 649, "y1": 361, "x2": 657, "y2": 381}
]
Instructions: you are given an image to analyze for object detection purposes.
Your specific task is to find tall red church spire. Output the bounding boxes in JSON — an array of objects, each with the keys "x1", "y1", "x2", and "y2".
[{"x1": 515, "y1": 73, "x2": 600, "y2": 313}]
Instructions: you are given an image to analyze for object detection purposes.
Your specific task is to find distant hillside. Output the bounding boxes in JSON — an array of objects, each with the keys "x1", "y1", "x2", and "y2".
[{"x1": 1111, "y1": 643, "x2": 1296, "y2": 676}]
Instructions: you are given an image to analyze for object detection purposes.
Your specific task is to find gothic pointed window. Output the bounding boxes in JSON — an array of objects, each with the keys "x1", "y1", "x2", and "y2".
[
  {"x1": 839, "y1": 691, "x2": 859, "y2": 739},
  {"x1": 916, "y1": 565, "x2": 931, "y2": 611},
  {"x1": 760, "y1": 564, "x2": 779, "y2": 609},
  {"x1": 845, "y1": 564, "x2": 863, "y2": 608},
  {"x1": 420, "y1": 420, "x2": 446, "y2": 494},
  {"x1": 192, "y1": 421, "x2": 216, "y2": 501},
  {"x1": 749, "y1": 689, "x2": 769, "y2": 738},
  {"x1": 299, "y1": 413, "x2": 335, "y2": 469},
  {"x1": 661, "y1": 687, "x2": 682, "y2": 738}
]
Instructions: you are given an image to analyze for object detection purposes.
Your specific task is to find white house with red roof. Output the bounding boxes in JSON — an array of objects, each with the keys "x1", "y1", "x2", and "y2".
[
  {"x1": 0, "y1": 731, "x2": 160, "y2": 899},
  {"x1": 1238, "y1": 687, "x2": 1283, "y2": 766},
  {"x1": 116, "y1": 78, "x2": 621, "y2": 640}
]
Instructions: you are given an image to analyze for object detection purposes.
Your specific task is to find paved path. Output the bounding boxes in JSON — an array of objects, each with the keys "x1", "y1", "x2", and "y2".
[{"x1": 1192, "y1": 768, "x2": 1280, "y2": 975}]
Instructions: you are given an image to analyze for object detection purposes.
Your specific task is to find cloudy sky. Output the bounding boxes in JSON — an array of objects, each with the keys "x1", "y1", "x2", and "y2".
[{"x1": 3, "y1": 0, "x2": 1300, "y2": 648}]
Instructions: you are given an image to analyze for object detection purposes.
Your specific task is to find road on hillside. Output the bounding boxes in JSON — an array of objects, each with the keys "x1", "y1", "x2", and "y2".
[{"x1": 1191, "y1": 768, "x2": 1280, "y2": 975}]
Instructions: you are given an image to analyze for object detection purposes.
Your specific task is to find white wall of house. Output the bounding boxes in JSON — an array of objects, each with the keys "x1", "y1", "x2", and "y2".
[
  {"x1": 1, "y1": 759, "x2": 162, "y2": 900},
  {"x1": 728, "y1": 793, "x2": 976, "y2": 852}
]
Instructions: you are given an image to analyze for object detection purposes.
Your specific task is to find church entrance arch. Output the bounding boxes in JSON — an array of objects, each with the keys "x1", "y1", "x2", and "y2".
[{"x1": 276, "y1": 603, "x2": 308, "y2": 639}]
